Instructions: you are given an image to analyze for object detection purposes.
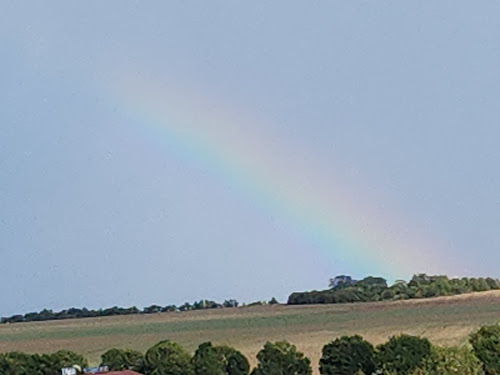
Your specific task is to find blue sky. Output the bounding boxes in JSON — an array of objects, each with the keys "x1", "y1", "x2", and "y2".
[{"x1": 1, "y1": 2, "x2": 500, "y2": 316}]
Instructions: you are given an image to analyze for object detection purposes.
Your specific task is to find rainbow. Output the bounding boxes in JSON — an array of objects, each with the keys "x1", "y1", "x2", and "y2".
[{"x1": 110, "y1": 74, "x2": 450, "y2": 281}]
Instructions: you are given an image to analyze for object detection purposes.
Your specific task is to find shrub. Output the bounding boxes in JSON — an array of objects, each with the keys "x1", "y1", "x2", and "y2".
[
  {"x1": 319, "y1": 335, "x2": 376, "y2": 375},
  {"x1": 252, "y1": 341, "x2": 312, "y2": 375},
  {"x1": 470, "y1": 324, "x2": 500, "y2": 375},
  {"x1": 376, "y1": 334, "x2": 432, "y2": 375}
]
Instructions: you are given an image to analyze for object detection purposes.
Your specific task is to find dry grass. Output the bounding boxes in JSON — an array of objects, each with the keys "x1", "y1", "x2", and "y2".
[{"x1": 1, "y1": 290, "x2": 499, "y2": 374}]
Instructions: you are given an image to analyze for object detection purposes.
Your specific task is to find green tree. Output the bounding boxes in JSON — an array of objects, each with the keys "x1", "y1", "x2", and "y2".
[
  {"x1": 142, "y1": 340, "x2": 194, "y2": 375},
  {"x1": 376, "y1": 334, "x2": 431, "y2": 375},
  {"x1": 46, "y1": 350, "x2": 88, "y2": 375},
  {"x1": 0, "y1": 351, "x2": 88, "y2": 375},
  {"x1": 193, "y1": 342, "x2": 225, "y2": 375},
  {"x1": 485, "y1": 277, "x2": 500, "y2": 290},
  {"x1": 252, "y1": 341, "x2": 311, "y2": 375},
  {"x1": 0, "y1": 352, "x2": 33, "y2": 375},
  {"x1": 470, "y1": 324, "x2": 500, "y2": 375},
  {"x1": 413, "y1": 346, "x2": 482, "y2": 375},
  {"x1": 357, "y1": 276, "x2": 388, "y2": 300},
  {"x1": 101, "y1": 348, "x2": 144, "y2": 370},
  {"x1": 319, "y1": 335, "x2": 375, "y2": 375},
  {"x1": 223, "y1": 300, "x2": 239, "y2": 308},
  {"x1": 214, "y1": 345, "x2": 249, "y2": 375}
]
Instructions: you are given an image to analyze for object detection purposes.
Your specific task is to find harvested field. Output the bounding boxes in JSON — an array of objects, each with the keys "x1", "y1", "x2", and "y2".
[{"x1": 1, "y1": 290, "x2": 499, "y2": 374}]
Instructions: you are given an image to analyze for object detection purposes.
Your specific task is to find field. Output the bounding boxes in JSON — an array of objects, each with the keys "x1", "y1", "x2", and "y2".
[{"x1": 1, "y1": 291, "x2": 500, "y2": 374}]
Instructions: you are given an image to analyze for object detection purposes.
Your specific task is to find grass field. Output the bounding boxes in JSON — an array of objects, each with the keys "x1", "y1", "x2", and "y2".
[{"x1": 1, "y1": 290, "x2": 499, "y2": 374}]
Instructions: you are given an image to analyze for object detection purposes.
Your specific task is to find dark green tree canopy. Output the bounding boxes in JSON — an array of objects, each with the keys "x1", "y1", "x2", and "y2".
[
  {"x1": 193, "y1": 342, "x2": 225, "y2": 375},
  {"x1": 319, "y1": 335, "x2": 375, "y2": 375},
  {"x1": 0, "y1": 350, "x2": 88, "y2": 375},
  {"x1": 252, "y1": 341, "x2": 312, "y2": 375},
  {"x1": 376, "y1": 334, "x2": 432, "y2": 375},
  {"x1": 214, "y1": 345, "x2": 249, "y2": 375},
  {"x1": 470, "y1": 324, "x2": 500, "y2": 375},
  {"x1": 142, "y1": 340, "x2": 194, "y2": 375},
  {"x1": 288, "y1": 274, "x2": 500, "y2": 305},
  {"x1": 100, "y1": 348, "x2": 144, "y2": 371}
]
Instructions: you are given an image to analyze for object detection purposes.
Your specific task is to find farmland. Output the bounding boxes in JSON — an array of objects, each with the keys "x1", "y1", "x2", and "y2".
[{"x1": 1, "y1": 290, "x2": 499, "y2": 374}]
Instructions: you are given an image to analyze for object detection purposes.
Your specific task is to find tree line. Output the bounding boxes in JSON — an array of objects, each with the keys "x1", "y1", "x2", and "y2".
[
  {"x1": 0, "y1": 298, "x2": 279, "y2": 325},
  {"x1": 287, "y1": 274, "x2": 500, "y2": 305},
  {"x1": 3, "y1": 273, "x2": 499, "y2": 324},
  {"x1": 1, "y1": 324, "x2": 500, "y2": 375}
]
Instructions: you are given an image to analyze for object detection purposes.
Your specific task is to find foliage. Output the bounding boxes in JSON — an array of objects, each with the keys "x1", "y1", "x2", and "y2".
[
  {"x1": 223, "y1": 300, "x2": 239, "y2": 308},
  {"x1": 0, "y1": 352, "x2": 35, "y2": 375},
  {"x1": 3, "y1": 273, "x2": 499, "y2": 325},
  {"x1": 0, "y1": 299, "x2": 238, "y2": 324},
  {"x1": 225, "y1": 350, "x2": 250, "y2": 375},
  {"x1": 252, "y1": 341, "x2": 312, "y2": 375},
  {"x1": 141, "y1": 340, "x2": 194, "y2": 375},
  {"x1": 0, "y1": 329, "x2": 496, "y2": 375},
  {"x1": 319, "y1": 335, "x2": 376, "y2": 375},
  {"x1": 100, "y1": 348, "x2": 143, "y2": 370},
  {"x1": 410, "y1": 346, "x2": 483, "y2": 375},
  {"x1": 288, "y1": 274, "x2": 500, "y2": 305},
  {"x1": 0, "y1": 350, "x2": 88, "y2": 375},
  {"x1": 470, "y1": 324, "x2": 500, "y2": 375},
  {"x1": 214, "y1": 345, "x2": 250, "y2": 375},
  {"x1": 376, "y1": 334, "x2": 432, "y2": 375},
  {"x1": 191, "y1": 342, "x2": 250, "y2": 375},
  {"x1": 193, "y1": 342, "x2": 225, "y2": 375},
  {"x1": 329, "y1": 276, "x2": 357, "y2": 289}
]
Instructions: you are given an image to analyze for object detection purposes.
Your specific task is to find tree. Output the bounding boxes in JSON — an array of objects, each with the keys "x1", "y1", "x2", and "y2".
[
  {"x1": 376, "y1": 334, "x2": 431, "y2": 375},
  {"x1": 223, "y1": 300, "x2": 239, "y2": 308},
  {"x1": 101, "y1": 348, "x2": 143, "y2": 371},
  {"x1": 252, "y1": 341, "x2": 311, "y2": 375},
  {"x1": 214, "y1": 345, "x2": 249, "y2": 375},
  {"x1": 179, "y1": 303, "x2": 193, "y2": 312},
  {"x1": 415, "y1": 346, "x2": 482, "y2": 375},
  {"x1": 329, "y1": 276, "x2": 356, "y2": 289},
  {"x1": 0, "y1": 352, "x2": 33, "y2": 375},
  {"x1": 269, "y1": 298, "x2": 279, "y2": 305},
  {"x1": 357, "y1": 276, "x2": 387, "y2": 291},
  {"x1": 47, "y1": 350, "x2": 88, "y2": 374},
  {"x1": 485, "y1": 277, "x2": 500, "y2": 290},
  {"x1": 142, "y1": 340, "x2": 194, "y2": 375},
  {"x1": 319, "y1": 335, "x2": 375, "y2": 375},
  {"x1": 470, "y1": 324, "x2": 500, "y2": 375},
  {"x1": 193, "y1": 342, "x2": 225, "y2": 375},
  {"x1": 0, "y1": 351, "x2": 89, "y2": 375},
  {"x1": 224, "y1": 350, "x2": 250, "y2": 375},
  {"x1": 144, "y1": 305, "x2": 163, "y2": 314}
]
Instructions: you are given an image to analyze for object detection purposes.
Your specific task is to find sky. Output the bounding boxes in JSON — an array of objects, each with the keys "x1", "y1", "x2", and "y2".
[{"x1": 1, "y1": 2, "x2": 500, "y2": 317}]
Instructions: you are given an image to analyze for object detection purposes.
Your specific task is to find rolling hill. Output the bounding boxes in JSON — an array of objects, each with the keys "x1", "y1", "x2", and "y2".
[{"x1": 1, "y1": 290, "x2": 499, "y2": 374}]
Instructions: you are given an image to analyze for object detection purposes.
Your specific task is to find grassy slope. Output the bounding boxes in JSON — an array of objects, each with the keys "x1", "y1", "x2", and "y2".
[{"x1": 1, "y1": 290, "x2": 499, "y2": 374}]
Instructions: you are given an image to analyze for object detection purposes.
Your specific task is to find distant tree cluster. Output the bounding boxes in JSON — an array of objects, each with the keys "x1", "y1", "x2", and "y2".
[
  {"x1": 0, "y1": 298, "x2": 254, "y2": 324},
  {"x1": 288, "y1": 274, "x2": 500, "y2": 305},
  {"x1": 3, "y1": 324, "x2": 500, "y2": 375}
]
